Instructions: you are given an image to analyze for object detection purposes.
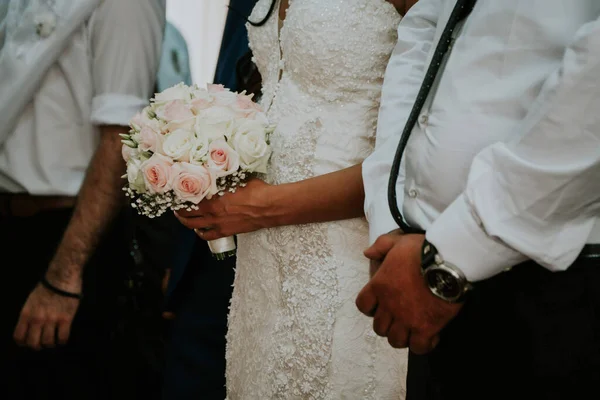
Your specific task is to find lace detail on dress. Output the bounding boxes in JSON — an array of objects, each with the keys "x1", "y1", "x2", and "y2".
[
  {"x1": 266, "y1": 223, "x2": 340, "y2": 398},
  {"x1": 227, "y1": 0, "x2": 406, "y2": 399}
]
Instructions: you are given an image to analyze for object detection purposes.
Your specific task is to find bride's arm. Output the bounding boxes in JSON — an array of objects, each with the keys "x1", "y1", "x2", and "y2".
[{"x1": 175, "y1": 164, "x2": 365, "y2": 240}]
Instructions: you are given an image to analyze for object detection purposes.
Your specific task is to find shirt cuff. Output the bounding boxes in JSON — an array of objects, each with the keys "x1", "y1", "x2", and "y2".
[
  {"x1": 90, "y1": 93, "x2": 149, "y2": 126},
  {"x1": 426, "y1": 195, "x2": 528, "y2": 282},
  {"x1": 365, "y1": 192, "x2": 401, "y2": 245}
]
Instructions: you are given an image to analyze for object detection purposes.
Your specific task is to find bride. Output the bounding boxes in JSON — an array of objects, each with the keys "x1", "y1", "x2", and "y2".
[{"x1": 177, "y1": 0, "x2": 416, "y2": 397}]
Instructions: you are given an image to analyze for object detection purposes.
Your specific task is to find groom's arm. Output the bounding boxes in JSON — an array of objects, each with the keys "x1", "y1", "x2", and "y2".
[
  {"x1": 426, "y1": 15, "x2": 600, "y2": 281},
  {"x1": 362, "y1": 0, "x2": 443, "y2": 244}
]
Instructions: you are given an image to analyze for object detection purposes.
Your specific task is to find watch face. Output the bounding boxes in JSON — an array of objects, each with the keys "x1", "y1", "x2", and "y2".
[{"x1": 424, "y1": 267, "x2": 463, "y2": 300}]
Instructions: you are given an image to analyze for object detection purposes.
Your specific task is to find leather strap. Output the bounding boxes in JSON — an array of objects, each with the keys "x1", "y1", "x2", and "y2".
[
  {"x1": 40, "y1": 276, "x2": 83, "y2": 300},
  {"x1": 388, "y1": 0, "x2": 477, "y2": 234}
]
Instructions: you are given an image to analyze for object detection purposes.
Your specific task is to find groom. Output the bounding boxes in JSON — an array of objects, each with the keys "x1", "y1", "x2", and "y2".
[
  {"x1": 359, "y1": 1, "x2": 600, "y2": 399},
  {"x1": 161, "y1": 1, "x2": 258, "y2": 399}
]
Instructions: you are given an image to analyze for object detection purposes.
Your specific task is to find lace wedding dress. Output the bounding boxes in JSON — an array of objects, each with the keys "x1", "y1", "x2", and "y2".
[{"x1": 226, "y1": 0, "x2": 406, "y2": 398}]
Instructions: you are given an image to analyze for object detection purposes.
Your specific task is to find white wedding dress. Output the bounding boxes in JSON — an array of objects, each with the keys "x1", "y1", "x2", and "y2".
[{"x1": 226, "y1": 0, "x2": 406, "y2": 398}]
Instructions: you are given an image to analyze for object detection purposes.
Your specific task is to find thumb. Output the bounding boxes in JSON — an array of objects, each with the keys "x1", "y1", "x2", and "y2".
[{"x1": 364, "y1": 233, "x2": 401, "y2": 261}]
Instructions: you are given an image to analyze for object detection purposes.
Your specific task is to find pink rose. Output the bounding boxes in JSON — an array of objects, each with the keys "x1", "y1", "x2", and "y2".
[
  {"x1": 190, "y1": 97, "x2": 213, "y2": 113},
  {"x1": 157, "y1": 100, "x2": 195, "y2": 121},
  {"x1": 207, "y1": 139, "x2": 240, "y2": 177},
  {"x1": 141, "y1": 153, "x2": 174, "y2": 194},
  {"x1": 207, "y1": 84, "x2": 226, "y2": 93},
  {"x1": 233, "y1": 94, "x2": 264, "y2": 117},
  {"x1": 138, "y1": 126, "x2": 162, "y2": 153},
  {"x1": 170, "y1": 162, "x2": 216, "y2": 204}
]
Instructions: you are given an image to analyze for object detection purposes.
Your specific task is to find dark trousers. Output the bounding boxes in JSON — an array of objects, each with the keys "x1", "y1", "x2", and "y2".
[
  {"x1": 162, "y1": 239, "x2": 235, "y2": 400},
  {"x1": 407, "y1": 251, "x2": 600, "y2": 400},
  {"x1": 1, "y1": 208, "x2": 164, "y2": 400}
]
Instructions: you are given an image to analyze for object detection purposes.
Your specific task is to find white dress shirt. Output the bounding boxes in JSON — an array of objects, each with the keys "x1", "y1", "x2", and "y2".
[
  {"x1": 0, "y1": 0, "x2": 166, "y2": 195},
  {"x1": 363, "y1": 0, "x2": 600, "y2": 282}
]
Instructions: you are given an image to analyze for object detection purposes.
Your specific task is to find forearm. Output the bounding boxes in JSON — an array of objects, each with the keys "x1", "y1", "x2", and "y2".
[
  {"x1": 46, "y1": 125, "x2": 128, "y2": 282},
  {"x1": 266, "y1": 164, "x2": 365, "y2": 227}
]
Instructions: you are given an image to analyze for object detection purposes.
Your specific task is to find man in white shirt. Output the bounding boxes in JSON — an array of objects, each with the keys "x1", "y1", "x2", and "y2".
[
  {"x1": 358, "y1": 1, "x2": 600, "y2": 398},
  {"x1": 0, "y1": 1, "x2": 165, "y2": 398}
]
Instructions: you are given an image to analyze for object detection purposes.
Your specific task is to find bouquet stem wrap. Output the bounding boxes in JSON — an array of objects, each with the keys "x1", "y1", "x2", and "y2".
[{"x1": 207, "y1": 236, "x2": 237, "y2": 260}]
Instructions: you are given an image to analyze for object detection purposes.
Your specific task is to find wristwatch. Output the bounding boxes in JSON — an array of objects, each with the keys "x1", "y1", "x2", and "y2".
[{"x1": 421, "y1": 239, "x2": 473, "y2": 303}]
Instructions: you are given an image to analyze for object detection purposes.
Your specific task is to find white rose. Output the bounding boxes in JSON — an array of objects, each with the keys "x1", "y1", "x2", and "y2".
[
  {"x1": 162, "y1": 128, "x2": 195, "y2": 161},
  {"x1": 164, "y1": 117, "x2": 197, "y2": 134},
  {"x1": 195, "y1": 107, "x2": 238, "y2": 141},
  {"x1": 122, "y1": 144, "x2": 138, "y2": 163},
  {"x1": 126, "y1": 158, "x2": 146, "y2": 193},
  {"x1": 211, "y1": 90, "x2": 238, "y2": 107},
  {"x1": 189, "y1": 135, "x2": 210, "y2": 165},
  {"x1": 190, "y1": 86, "x2": 213, "y2": 104},
  {"x1": 231, "y1": 121, "x2": 272, "y2": 173},
  {"x1": 130, "y1": 106, "x2": 162, "y2": 133},
  {"x1": 153, "y1": 82, "x2": 192, "y2": 104}
]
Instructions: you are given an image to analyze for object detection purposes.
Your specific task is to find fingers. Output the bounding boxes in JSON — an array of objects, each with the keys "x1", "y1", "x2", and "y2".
[
  {"x1": 373, "y1": 307, "x2": 393, "y2": 337},
  {"x1": 194, "y1": 228, "x2": 226, "y2": 241},
  {"x1": 356, "y1": 284, "x2": 378, "y2": 317},
  {"x1": 41, "y1": 324, "x2": 57, "y2": 348},
  {"x1": 369, "y1": 259, "x2": 381, "y2": 278},
  {"x1": 25, "y1": 318, "x2": 43, "y2": 350},
  {"x1": 176, "y1": 213, "x2": 215, "y2": 230},
  {"x1": 13, "y1": 313, "x2": 29, "y2": 347},
  {"x1": 57, "y1": 319, "x2": 73, "y2": 346},
  {"x1": 387, "y1": 321, "x2": 409, "y2": 349},
  {"x1": 409, "y1": 330, "x2": 440, "y2": 355},
  {"x1": 14, "y1": 286, "x2": 78, "y2": 349},
  {"x1": 364, "y1": 232, "x2": 402, "y2": 261}
]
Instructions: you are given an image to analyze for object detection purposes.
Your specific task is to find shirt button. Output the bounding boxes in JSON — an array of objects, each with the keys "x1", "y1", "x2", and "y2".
[
  {"x1": 35, "y1": 12, "x2": 57, "y2": 38},
  {"x1": 408, "y1": 189, "x2": 418, "y2": 198},
  {"x1": 418, "y1": 114, "x2": 429, "y2": 126}
]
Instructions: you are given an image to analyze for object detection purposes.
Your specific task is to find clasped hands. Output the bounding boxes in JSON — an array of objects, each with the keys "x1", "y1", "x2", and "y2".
[{"x1": 356, "y1": 231, "x2": 463, "y2": 354}]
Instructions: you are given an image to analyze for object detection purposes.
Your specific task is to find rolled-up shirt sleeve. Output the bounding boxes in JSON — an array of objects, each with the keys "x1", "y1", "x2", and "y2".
[
  {"x1": 363, "y1": 0, "x2": 442, "y2": 244},
  {"x1": 427, "y1": 17, "x2": 600, "y2": 282},
  {"x1": 89, "y1": 0, "x2": 166, "y2": 126}
]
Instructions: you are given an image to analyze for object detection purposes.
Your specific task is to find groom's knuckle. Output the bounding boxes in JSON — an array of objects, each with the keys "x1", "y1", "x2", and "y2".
[
  {"x1": 409, "y1": 335, "x2": 430, "y2": 355},
  {"x1": 373, "y1": 320, "x2": 387, "y2": 337},
  {"x1": 388, "y1": 334, "x2": 407, "y2": 349},
  {"x1": 373, "y1": 235, "x2": 391, "y2": 250},
  {"x1": 355, "y1": 291, "x2": 373, "y2": 314}
]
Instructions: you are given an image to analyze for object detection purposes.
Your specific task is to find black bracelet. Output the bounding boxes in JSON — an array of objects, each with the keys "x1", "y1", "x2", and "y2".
[{"x1": 40, "y1": 277, "x2": 83, "y2": 300}]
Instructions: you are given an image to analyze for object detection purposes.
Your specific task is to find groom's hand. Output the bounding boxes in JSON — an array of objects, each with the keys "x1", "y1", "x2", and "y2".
[
  {"x1": 356, "y1": 233, "x2": 463, "y2": 354},
  {"x1": 174, "y1": 178, "x2": 274, "y2": 240}
]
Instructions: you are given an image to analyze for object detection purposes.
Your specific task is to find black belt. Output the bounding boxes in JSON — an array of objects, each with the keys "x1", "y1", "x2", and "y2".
[
  {"x1": 0, "y1": 193, "x2": 76, "y2": 218},
  {"x1": 579, "y1": 244, "x2": 600, "y2": 260}
]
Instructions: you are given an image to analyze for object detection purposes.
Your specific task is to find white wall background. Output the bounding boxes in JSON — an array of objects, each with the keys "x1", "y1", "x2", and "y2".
[{"x1": 166, "y1": 0, "x2": 230, "y2": 86}]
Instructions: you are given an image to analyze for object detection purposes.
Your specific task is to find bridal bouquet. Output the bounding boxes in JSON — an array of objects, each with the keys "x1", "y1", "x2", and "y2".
[{"x1": 121, "y1": 83, "x2": 273, "y2": 260}]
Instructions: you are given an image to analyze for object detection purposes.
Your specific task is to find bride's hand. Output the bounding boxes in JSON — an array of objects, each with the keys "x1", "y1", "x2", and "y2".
[{"x1": 174, "y1": 178, "x2": 276, "y2": 240}]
